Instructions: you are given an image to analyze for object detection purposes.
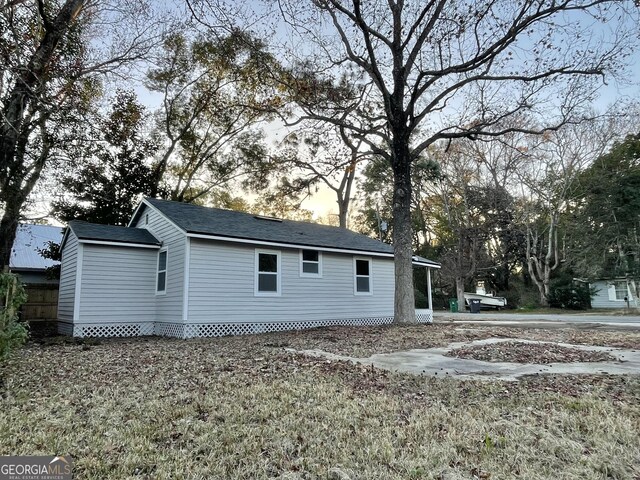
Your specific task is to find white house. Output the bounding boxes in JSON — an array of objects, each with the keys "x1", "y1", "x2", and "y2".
[
  {"x1": 57, "y1": 198, "x2": 440, "y2": 338},
  {"x1": 590, "y1": 277, "x2": 639, "y2": 309}
]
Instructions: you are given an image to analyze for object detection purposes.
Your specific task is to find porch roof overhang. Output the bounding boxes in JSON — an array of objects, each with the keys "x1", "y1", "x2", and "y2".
[{"x1": 412, "y1": 255, "x2": 441, "y2": 269}]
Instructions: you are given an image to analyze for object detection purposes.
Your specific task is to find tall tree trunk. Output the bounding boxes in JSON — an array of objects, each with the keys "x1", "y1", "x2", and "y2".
[
  {"x1": 391, "y1": 137, "x2": 415, "y2": 323},
  {"x1": 336, "y1": 157, "x2": 356, "y2": 229},
  {"x1": 0, "y1": 194, "x2": 22, "y2": 269},
  {"x1": 0, "y1": 0, "x2": 86, "y2": 270},
  {"x1": 337, "y1": 199, "x2": 348, "y2": 229},
  {"x1": 455, "y1": 277, "x2": 465, "y2": 312}
]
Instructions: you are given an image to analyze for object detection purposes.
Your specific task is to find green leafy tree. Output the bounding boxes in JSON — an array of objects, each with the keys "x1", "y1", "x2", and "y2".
[
  {"x1": 146, "y1": 31, "x2": 280, "y2": 203},
  {"x1": 52, "y1": 90, "x2": 159, "y2": 226},
  {"x1": 0, "y1": 273, "x2": 28, "y2": 360},
  {"x1": 570, "y1": 133, "x2": 640, "y2": 279},
  {"x1": 0, "y1": 0, "x2": 90, "y2": 270}
]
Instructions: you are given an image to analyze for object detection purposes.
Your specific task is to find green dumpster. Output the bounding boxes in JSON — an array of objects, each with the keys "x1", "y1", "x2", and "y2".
[{"x1": 449, "y1": 298, "x2": 458, "y2": 313}]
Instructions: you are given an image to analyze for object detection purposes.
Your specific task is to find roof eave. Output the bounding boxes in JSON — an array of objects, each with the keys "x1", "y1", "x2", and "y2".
[
  {"x1": 77, "y1": 238, "x2": 161, "y2": 249},
  {"x1": 185, "y1": 231, "x2": 395, "y2": 258}
]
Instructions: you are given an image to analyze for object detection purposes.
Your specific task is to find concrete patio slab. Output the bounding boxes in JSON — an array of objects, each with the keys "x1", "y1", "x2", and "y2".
[
  {"x1": 434, "y1": 311, "x2": 640, "y2": 327},
  {"x1": 287, "y1": 338, "x2": 640, "y2": 381}
]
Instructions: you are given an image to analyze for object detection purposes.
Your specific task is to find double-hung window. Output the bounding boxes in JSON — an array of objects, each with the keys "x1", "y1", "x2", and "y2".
[
  {"x1": 156, "y1": 249, "x2": 167, "y2": 294},
  {"x1": 256, "y1": 249, "x2": 281, "y2": 296},
  {"x1": 354, "y1": 257, "x2": 372, "y2": 294},
  {"x1": 614, "y1": 281, "x2": 628, "y2": 301},
  {"x1": 300, "y1": 250, "x2": 322, "y2": 277}
]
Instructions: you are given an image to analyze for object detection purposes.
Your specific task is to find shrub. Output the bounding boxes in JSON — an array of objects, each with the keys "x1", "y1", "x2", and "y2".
[
  {"x1": 0, "y1": 273, "x2": 28, "y2": 360},
  {"x1": 414, "y1": 289, "x2": 428, "y2": 308},
  {"x1": 548, "y1": 283, "x2": 592, "y2": 310}
]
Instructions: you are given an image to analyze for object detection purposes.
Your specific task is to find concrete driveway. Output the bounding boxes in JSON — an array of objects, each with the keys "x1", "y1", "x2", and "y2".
[
  {"x1": 290, "y1": 337, "x2": 640, "y2": 381},
  {"x1": 434, "y1": 310, "x2": 640, "y2": 328}
]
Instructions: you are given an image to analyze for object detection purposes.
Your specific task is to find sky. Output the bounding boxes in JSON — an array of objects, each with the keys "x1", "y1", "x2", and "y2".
[{"x1": 27, "y1": 0, "x2": 640, "y2": 224}]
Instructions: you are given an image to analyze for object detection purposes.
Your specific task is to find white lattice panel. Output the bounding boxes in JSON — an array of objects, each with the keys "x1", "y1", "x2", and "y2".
[
  {"x1": 415, "y1": 309, "x2": 433, "y2": 324},
  {"x1": 73, "y1": 322, "x2": 154, "y2": 338},
  {"x1": 65, "y1": 313, "x2": 431, "y2": 338},
  {"x1": 154, "y1": 322, "x2": 184, "y2": 337},
  {"x1": 181, "y1": 316, "x2": 395, "y2": 338},
  {"x1": 57, "y1": 322, "x2": 73, "y2": 336}
]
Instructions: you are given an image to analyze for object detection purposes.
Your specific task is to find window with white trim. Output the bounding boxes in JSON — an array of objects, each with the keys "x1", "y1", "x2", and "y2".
[
  {"x1": 354, "y1": 257, "x2": 372, "y2": 294},
  {"x1": 300, "y1": 249, "x2": 322, "y2": 277},
  {"x1": 156, "y1": 249, "x2": 167, "y2": 294},
  {"x1": 614, "y1": 281, "x2": 628, "y2": 300},
  {"x1": 256, "y1": 250, "x2": 280, "y2": 295}
]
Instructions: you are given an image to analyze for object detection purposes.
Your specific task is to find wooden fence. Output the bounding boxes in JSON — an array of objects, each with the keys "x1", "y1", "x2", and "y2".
[{"x1": 21, "y1": 284, "x2": 58, "y2": 323}]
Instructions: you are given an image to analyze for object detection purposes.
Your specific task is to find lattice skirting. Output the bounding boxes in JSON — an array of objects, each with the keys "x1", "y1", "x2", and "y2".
[
  {"x1": 154, "y1": 322, "x2": 185, "y2": 338},
  {"x1": 71, "y1": 322, "x2": 154, "y2": 338},
  {"x1": 181, "y1": 316, "x2": 395, "y2": 338},
  {"x1": 415, "y1": 309, "x2": 434, "y2": 324},
  {"x1": 59, "y1": 311, "x2": 433, "y2": 338}
]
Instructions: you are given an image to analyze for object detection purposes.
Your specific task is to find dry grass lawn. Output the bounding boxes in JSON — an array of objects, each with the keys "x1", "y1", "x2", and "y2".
[{"x1": 1, "y1": 324, "x2": 639, "y2": 479}]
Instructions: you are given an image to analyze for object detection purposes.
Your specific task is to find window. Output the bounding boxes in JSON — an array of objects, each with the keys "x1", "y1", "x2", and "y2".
[
  {"x1": 256, "y1": 250, "x2": 281, "y2": 296},
  {"x1": 156, "y1": 249, "x2": 167, "y2": 294},
  {"x1": 300, "y1": 250, "x2": 322, "y2": 277},
  {"x1": 614, "y1": 281, "x2": 628, "y2": 301},
  {"x1": 354, "y1": 257, "x2": 372, "y2": 295},
  {"x1": 145, "y1": 214, "x2": 149, "y2": 225}
]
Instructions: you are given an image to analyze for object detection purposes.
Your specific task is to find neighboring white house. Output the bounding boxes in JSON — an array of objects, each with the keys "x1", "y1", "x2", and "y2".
[
  {"x1": 10, "y1": 223, "x2": 63, "y2": 285},
  {"x1": 590, "y1": 277, "x2": 639, "y2": 309},
  {"x1": 57, "y1": 198, "x2": 440, "y2": 338}
]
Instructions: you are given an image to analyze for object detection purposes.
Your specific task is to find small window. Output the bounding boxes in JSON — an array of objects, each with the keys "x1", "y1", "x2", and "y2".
[
  {"x1": 156, "y1": 249, "x2": 167, "y2": 294},
  {"x1": 300, "y1": 249, "x2": 322, "y2": 277},
  {"x1": 256, "y1": 250, "x2": 280, "y2": 296},
  {"x1": 614, "y1": 281, "x2": 628, "y2": 301},
  {"x1": 145, "y1": 214, "x2": 149, "y2": 225},
  {"x1": 354, "y1": 257, "x2": 372, "y2": 295}
]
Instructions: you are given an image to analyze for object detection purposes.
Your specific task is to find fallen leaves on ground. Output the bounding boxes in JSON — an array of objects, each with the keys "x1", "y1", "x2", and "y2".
[
  {"x1": 446, "y1": 341, "x2": 617, "y2": 364},
  {"x1": 0, "y1": 324, "x2": 639, "y2": 479}
]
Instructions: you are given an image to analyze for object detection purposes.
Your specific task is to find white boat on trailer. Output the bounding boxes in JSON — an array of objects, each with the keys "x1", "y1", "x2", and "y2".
[
  {"x1": 463, "y1": 292, "x2": 507, "y2": 309},
  {"x1": 463, "y1": 281, "x2": 507, "y2": 309}
]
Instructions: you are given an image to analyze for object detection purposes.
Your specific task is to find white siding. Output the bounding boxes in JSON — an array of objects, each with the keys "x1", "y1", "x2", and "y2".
[
  {"x1": 591, "y1": 280, "x2": 633, "y2": 308},
  {"x1": 134, "y1": 205, "x2": 186, "y2": 323},
  {"x1": 57, "y1": 232, "x2": 78, "y2": 321},
  {"x1": 187, "y1": 239, "x2": 395, "y2": 323},
  {"x1": 78, "y1": 244, "x2": 157, "y2": 322}
]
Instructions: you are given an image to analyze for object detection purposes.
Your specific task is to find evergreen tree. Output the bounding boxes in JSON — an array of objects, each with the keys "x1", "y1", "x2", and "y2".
[
  {"x1": 52, "y1": 90, "x2": 159, "y2": 225},
  {"x1": 570, "y1": 133, "x2": 640, "y2": 278}
]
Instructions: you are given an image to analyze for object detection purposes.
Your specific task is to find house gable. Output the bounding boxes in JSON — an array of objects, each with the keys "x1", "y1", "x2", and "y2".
[{"x1": 130, "y1": 203, "x2": 188, "y2": 326}]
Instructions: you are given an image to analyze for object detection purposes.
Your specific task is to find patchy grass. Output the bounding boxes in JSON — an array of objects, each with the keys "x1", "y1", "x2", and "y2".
[
  {"x1": 1, "y1": 325, "x2": 639, "y2": 479},
  {"x1": 447, "y1": 341, "x2": 617, "y2": 364}
]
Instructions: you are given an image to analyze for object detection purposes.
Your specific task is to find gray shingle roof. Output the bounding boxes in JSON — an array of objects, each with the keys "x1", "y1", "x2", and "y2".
[
  {"x1": 143, "y1": 198, "x2": 395, "y2": 255},
  {"x1": 69, "y1": 220, "x2": 160, "y2": 246}
]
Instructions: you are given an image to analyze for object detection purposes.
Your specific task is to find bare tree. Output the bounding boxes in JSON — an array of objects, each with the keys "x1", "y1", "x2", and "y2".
[
  {"x1": 0, "y1": 0, "x2": 166, "y2": 269},
  {"x1": 191, "y1": 0, "x2": 638, "y2": 322},
  {"x1": 518, "y1": 117, "x2": 623, "y2": 305},
  {"x1": 268, "y1": 122, "x2": 369, "y2": 228}
]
